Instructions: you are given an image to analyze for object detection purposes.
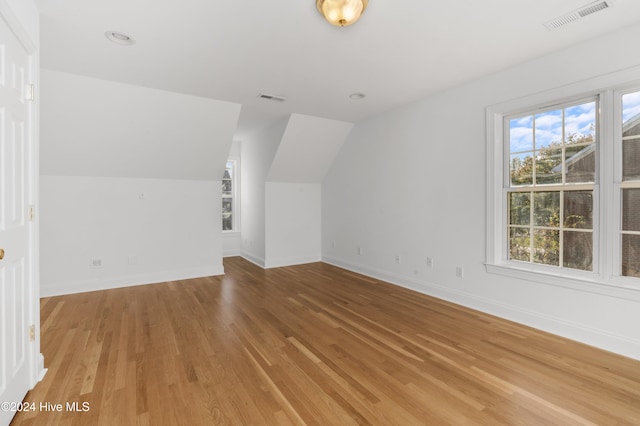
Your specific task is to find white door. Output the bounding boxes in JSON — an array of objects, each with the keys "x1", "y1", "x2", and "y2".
[{"x1": 0, "y1": 13, "x2": 34, "y2": 426}]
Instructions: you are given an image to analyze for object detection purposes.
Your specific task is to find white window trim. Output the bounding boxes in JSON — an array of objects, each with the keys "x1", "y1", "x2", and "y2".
[
  {"x1": 502, "y1": 95, "x2": 599, "y2": 274},
  {"x1": 223, "y1": 157, "x2": 240, "y2": 234},
  {"x1": 485, "y1": 65, "x2": 640, "y2": 302}
]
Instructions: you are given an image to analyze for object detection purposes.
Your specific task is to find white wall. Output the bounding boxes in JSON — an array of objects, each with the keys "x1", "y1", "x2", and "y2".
[
  {"x1": 322, "y1": 23, "x2": 640, "y2": 359},
  {"x1": 223, "y1": 232, "x2": 242, "y2": 257},
  {"x1": 41, "y1": 70, "x2": 240, "y2": 180},
  {"x1": 258, "y1": 114, "x2": 350, "y2": 268},
  {"x1": 265, "y1": 182, "x2": 321, "y2": 268},
  {"x1": 240, "y1": 119, "x2": 287, "y2": 266},
  {"x1": 40, "y1": 176, "x2": 222, "y2": 296},
  {"x1": 267, "y1": 113, "x2": 353, "y2": 183},
  {"x1": 40, "y1": 70, "x2": 240, "y2": 295},
  {"x1": 4, "y1": 0, "x2": 38, "y2": 45}
]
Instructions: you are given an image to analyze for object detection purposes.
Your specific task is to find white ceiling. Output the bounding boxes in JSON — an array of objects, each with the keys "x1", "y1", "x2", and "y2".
[
  {"x1": 35, "y1": 0, "x2": 640, "y2": 140},
  {"x1": 267, "y1": 114, "x2": 354, "y2": 183},
  {"x1": 40, "y1": 69, "x2": 241, "y2": 180}
]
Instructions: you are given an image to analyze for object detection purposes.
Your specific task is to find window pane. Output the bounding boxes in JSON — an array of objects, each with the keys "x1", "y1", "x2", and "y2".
[
  {"x1": 564, "y1": 191, "x2": 593, "y2": 229},
  {"x1": 621, "y1": 92, "x2": 640, "y2": 279},
  {"x1": 565, "y1": 143, "x2": 595, "y2": 183},
  {"x1": 510, "y1": 116, "x2": 533, "y2": 152},
  {"x1": 622, "y1": 91, "x2": 640, "y2": 137},
  {"x1": 623, "y1": 140, "x2": 640, "y2": 181},
  {"x1": 535, "y1": 109, "x2": 562, "y2": 149},
  {"x1": 565, "y1": 102, "x2": 596, "y2": 139},
  {"x1": 510, "y1": 153, "x2": 533, "y2": 186},
  {"x1": 222, "y1": 198, "x2": 232, "y2": 231},
  {"x1": 623, "y1": 122, "x2": 640, "y2": 138},
  {"x1": 622, "y1": 234, "x2": 640, "y2": 278},
  {"x1": 509, "y1": 192, "x2": 530, "y2": 225},
  {"x1": 222, "y1": 179, "x2": 232, "y2": 195},
  {"x1": 563, "y1": 231, "x2": 593, "y2": 271},
  {"x1": 565, "y1": 102, "x2": 596, "y2": 183},
  {"x1": 505, "y1": 99, "x2": 598, "y2": 273},
  {"x1": 533, "y1": 229, "x2": 559, "y2": 266},
  {"x1": 535, "y1": 147, "x2": 562, "y2": 184},
  {"x1": 509, "y1": 227, "x2": 530, "y2": 262},
  {"x1": 533, "y1": 192, "x2": 560, "y2": 227},
  {"x1": 622, "y1": 189, "x2": 640, "y2": 232}
]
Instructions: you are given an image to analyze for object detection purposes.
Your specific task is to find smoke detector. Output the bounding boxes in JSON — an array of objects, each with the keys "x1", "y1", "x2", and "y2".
[{"x1": 544, "y1": 0, "x2": 613, "y2": 30}]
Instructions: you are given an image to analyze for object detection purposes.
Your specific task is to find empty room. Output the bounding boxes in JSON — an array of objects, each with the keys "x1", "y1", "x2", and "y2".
[{"x1": 2, "y1": 0, "x2": 640, "y2": 424}]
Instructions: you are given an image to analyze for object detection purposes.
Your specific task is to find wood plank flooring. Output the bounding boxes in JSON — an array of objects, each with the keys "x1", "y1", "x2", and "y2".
[{"x1": 11, "y1": 257, "x2": 640, "y2": 425}]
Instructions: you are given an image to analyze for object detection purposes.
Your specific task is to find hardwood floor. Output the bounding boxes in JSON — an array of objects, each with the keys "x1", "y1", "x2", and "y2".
[{"x1": 11, "y1": 257, "x2": 640, "y2": 425}]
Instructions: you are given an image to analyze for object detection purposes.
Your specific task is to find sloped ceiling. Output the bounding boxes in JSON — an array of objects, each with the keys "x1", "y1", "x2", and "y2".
[
  {"x1": 40, "y1": 70, "x2": 241, "y2": 180},
  {"x1": 34, "y1": 0, "x2": 640, "y2": 140},
  {"x1": 267, "y1": 114, "x2": 353, "y2": 183}
]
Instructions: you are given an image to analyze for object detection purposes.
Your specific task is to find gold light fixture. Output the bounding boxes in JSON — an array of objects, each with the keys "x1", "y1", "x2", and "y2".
[{"x1": 316, "y1": 0, "x2": 368, "y2": 27}]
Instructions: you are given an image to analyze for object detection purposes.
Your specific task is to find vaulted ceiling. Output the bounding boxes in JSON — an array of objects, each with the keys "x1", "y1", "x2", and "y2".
[{"x1": 36, "y1": 0, "x2": 640, "y2": 140}]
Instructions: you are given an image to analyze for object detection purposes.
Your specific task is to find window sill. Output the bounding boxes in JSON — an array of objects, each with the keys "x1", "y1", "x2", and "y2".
[{"x1": 486, "y1": 262, "x2": 640, "y2": 302}]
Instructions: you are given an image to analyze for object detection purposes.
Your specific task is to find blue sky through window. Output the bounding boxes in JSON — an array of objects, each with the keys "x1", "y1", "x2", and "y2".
[
  {"x1": 509, "y1": 116, "x2": 533, "y2": 152},
  {"x1": 509, "y1": 101, "x2": 596, "y2": 153},
  {"x1": 565, "y1": 103, "x2": 596, "y2": 138},
  {"x1": 623, "y1": 91, "x2": 640, "y2": 123},
  {"x1": 535, "y1": 109, "x2": 562, "y2": 149}
]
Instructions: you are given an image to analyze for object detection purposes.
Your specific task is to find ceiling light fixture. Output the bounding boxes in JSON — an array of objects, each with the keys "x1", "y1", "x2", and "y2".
[
  {"x1": 105, "y1": 31, "x2": 135, "y2": 46},
  {"x1": 316, "y1": 0, "x2": 368, "y2": 27}
]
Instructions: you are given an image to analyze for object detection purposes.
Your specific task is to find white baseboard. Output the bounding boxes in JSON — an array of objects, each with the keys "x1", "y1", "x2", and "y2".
[
  {"x1": 322, "y1": 255, "x2": 640, "y2": 361},
  {"x1": 265, "y1": 254, "x2": 321, "y2": 269},
  {"x1": 240, "y1": 251, "x2": 265, "y2": 268},
  {"x1": 41, "y1": 265, "x2": 225, "y2": 297},
  {"x1": 31, "y1": 353, "x2": 47, "y2": 389},
  {"x1": 239, "y1": 252, "x2": 320, "y2": 269}
]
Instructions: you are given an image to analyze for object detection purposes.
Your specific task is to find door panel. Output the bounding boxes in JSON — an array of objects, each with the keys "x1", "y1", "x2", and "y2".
[{"x1": 0, "y1": 13, "x2": 32, "y2": 426}]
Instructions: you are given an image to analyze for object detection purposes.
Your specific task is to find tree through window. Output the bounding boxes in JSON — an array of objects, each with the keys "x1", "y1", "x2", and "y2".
[{"x1": 507, "y1": 99, "x2": 596, "y2": 271}]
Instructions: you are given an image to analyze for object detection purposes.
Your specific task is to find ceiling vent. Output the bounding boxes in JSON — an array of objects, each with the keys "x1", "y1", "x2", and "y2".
[
  {"x1": 544, "y1": 0, "x2": 612, "y2": 30},
  {"x1": 258, "y1": 93, "x2": 287, "y2": 102}
]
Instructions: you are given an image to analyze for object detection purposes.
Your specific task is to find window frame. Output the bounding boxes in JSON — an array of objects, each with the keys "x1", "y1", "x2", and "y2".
[
  {"x1": 503, "y1": 96, "x2": 598, "y2": 272},
  {"x1": 486, "y1": 67, "x2": 640, "y2": 301},
  {"x1": 614, "y1": 87, "x2": 640, "y2": 281},
  {"x1": 222, "y1": 158, "x2": 240, "y2": 233}
]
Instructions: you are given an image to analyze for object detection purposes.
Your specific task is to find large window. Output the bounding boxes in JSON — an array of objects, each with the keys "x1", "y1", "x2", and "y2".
[
  {"x1": 621, "y1": 91, "x2": 640, "y2": 278},
  {"x1": 507, "y1": 99, "x2": 596, "y2": 271},
  {"x1": 487, "y1": 78, "x2": 640, "y2": 292},
  {"x1": 222, "y1": 160, "x2": 237, "y2": 232}
]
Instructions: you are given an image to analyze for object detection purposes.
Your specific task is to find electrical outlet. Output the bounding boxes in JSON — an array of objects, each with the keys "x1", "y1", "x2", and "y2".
[
  {"x1": 357, "y1": 246, "x2": 363, "y2": 255},
  {"x1": 426, "y1": 257, "x2": 434, "y2": 268},
  {"x1": 128, "y1": 255, "x2": 138, "y2": 266},
  {"x1": 456, "y1": 266, "x2": 464, "y2": 278},
  {"x1": 331, "y1": 241, "x2": 336, "y2": 249},
  {"x1": 89, "y1": 258, "x2": 103, "y2": 268},
  {"x1": 395, "y1": 254, "x2": 401, "y2": 264}
]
